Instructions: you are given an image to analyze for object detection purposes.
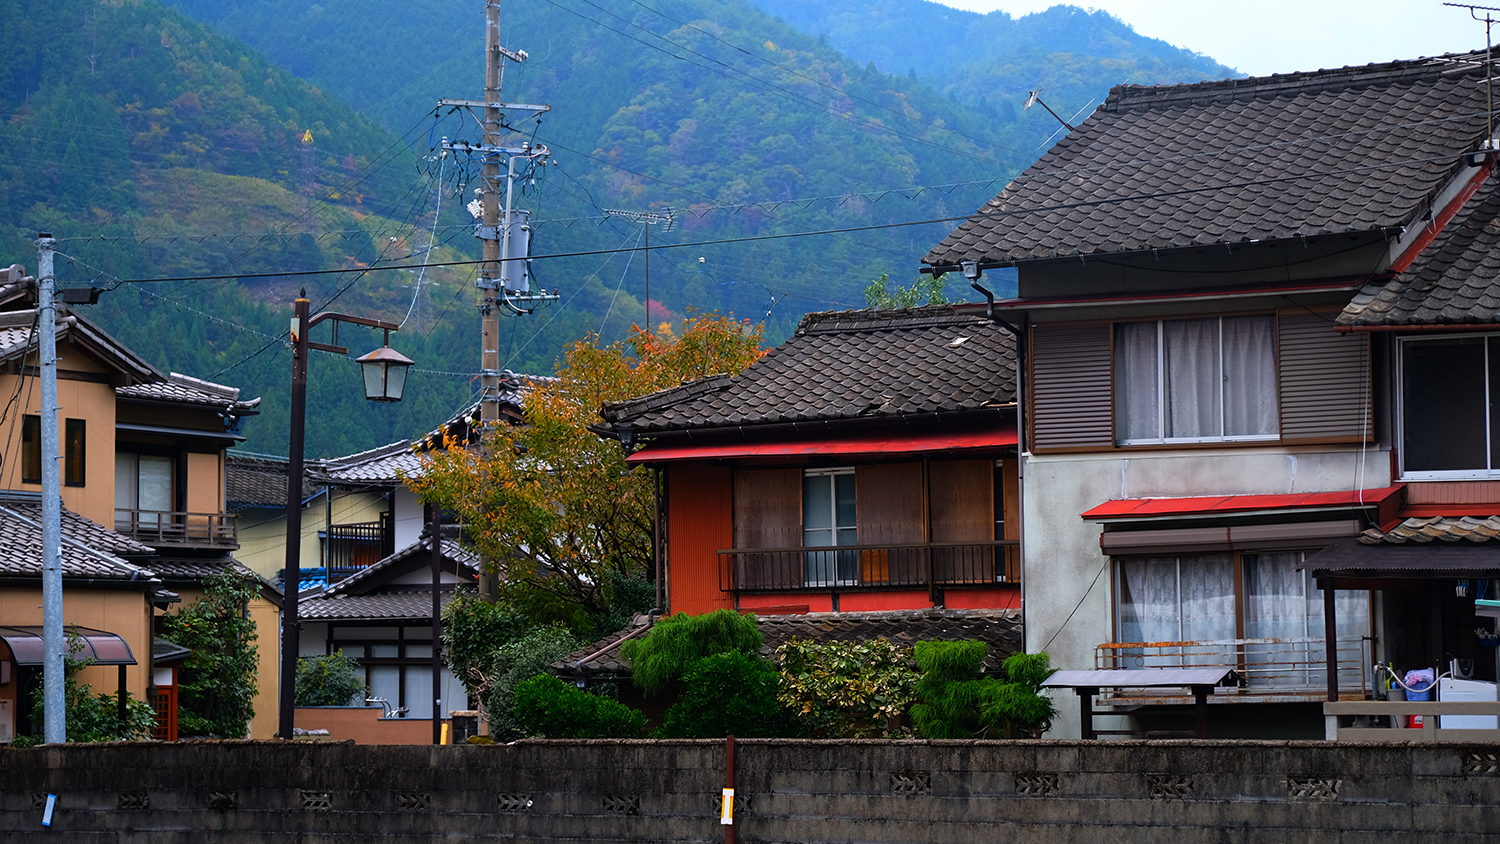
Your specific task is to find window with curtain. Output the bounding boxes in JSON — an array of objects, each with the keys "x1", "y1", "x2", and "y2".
[
  {"x1": 116, "y1": 452, "x2": 175, "y2": 526},
  {"x1": 802, "y1": 468, "x2": 857, "y2": 586},
  {"x1": 1115, "y1": 316, "x2": 1279, "y2": 445},
  {"x1": 1400, "y1": 334, "x2": 1500, "y2": 477}
]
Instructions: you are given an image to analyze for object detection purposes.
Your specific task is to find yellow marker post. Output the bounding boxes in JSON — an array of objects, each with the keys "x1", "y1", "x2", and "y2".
[{"x1": 440, "y1": 721, "x2": 450, "y2": 745}]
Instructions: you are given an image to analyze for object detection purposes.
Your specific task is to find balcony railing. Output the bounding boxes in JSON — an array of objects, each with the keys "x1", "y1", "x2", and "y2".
[
  {"x1": 1095, "y1": 635, "x2": 1372, "y2": 703},
  {"x1": 718, "y1": 540, "x2": 1018, "y2": 593},
  {"x1": 115, "y1": 510, "x2": 238, "y2": 549},
  {"x1": 326, "y1": 519, "x2": 393, "y2": 574}
]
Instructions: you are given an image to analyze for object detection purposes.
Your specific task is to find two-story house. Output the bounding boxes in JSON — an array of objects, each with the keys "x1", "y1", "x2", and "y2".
[{"x1": 923, "y1": 51, "x2": 1498, "y2": 738}]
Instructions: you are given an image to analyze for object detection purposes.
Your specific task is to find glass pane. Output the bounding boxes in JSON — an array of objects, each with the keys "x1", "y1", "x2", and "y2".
[
  {"x1": 1163, "y1": 318, "x2": 1222, "y2": 438},
  {"x1": 405, "y1": 644, "x2": 433, "y2": 659},
  {"x1": 1115, "y1": 322, "x2": 1160, "y2": 442},
  {"x1": 1179, "y1": 554, "x2": 1235, "y2": 661},
  {"x1": 1118, "y1": 557, "x2": 1181, "y2": 666},
  {"x1": 368, "y1": 666, "x2": 400, "y2": 714},
  {"x1": 1244, "y1": 552, "x2": 1311, "y2": 687},
  {"x1": 403, "y1": 666, "x2": 433, "y2": 718},
  {"x1": 369, "y1": 644, "x2": 399, "y2": 658},
  {"x1": 64, "y1": 419, "x2": 85, "y2": 486},
  {"x1": 21, "y1": 415, "x2": 39, "y2": 482},
  {"x1": 1404, "y1": 338, "x2": 1486, "y2": 471},
  {"x1": 803, "y1": 474, "x2": 832, "y2": 534},
  {"x1": 1221, "y1": 315, "x2": 1278, "y2": 437},
  {"x1": 115, "y1": 453, "x2": 136, "y2": 510},
  {"x1": 138, "y1": 455, "x2": 173, "y2": 511},
  {"x1": 834, "y1": 473, "x2": 856, "y2": 529},
  {"x1": 804, "y1": 549, "x2": 838, "y2": 586}
]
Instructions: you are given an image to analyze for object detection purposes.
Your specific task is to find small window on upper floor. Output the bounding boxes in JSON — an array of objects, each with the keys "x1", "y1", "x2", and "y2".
[
  {"x1": 1400, "y1": 334, "x2": 1500, "y2": 478},
  {"x1": 1113, "y1": 316, "x2": 1279, "y2": 445},
  {"x1": 64, "y1": 419, "x2": 85, "y2": 487},
  {"x1": 21, "y1": 415, "x2": 39, "y2": 484}
]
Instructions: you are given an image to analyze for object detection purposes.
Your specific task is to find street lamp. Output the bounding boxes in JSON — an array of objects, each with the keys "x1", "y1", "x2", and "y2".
[{"x1": 279, "y1": 291, "x2": 413, "y2": 740}]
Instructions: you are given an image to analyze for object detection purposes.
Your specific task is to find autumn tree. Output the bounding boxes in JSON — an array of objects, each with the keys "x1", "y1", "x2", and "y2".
[{"x1": 408, "y1": 313, "x2": 764, "y2": 634}]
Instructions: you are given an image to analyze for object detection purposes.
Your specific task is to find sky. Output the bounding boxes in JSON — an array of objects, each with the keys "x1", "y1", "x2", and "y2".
[{"x1": 933, "y1": 1, "x2": 1493, "y2": 76}]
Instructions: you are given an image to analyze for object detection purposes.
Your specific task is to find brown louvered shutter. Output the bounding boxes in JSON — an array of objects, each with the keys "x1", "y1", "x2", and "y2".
[
  {"x1": 1030, "y1": 323, "x2": 1115, "y2": 452},
  {"x1": 1278, "y1": 312, "x2": 1372, "y2": 443},
  {"x1": 856, "y1": 462, "x2": 924, "y2": 584},
  {"x1": 733, "y1": 468, "x2": 802, "y2": 589}
]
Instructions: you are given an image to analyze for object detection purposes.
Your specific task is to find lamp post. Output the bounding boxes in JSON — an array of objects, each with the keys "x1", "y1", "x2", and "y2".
[{"x1": 279, "y1": 291, "x2": 413, "y2": 740}]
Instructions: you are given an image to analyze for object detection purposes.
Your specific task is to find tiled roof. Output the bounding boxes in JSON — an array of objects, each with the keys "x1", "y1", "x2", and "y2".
[
  {"x1": 413, "y1": 373, "x2": 557, "y2": 452},
  {"x1": 299, "y1": 586, "x2": 462, "y2": 621},
  {"x1": 146, "y1": 556, "x2": 259, "y2": 582},
  {"x1": 224, "y1": 452, "x2": 326, "y2": 509},
  {"x1": 0, "y1": 310, "x2": 160, "y2": 384},
  {"x1": 318, "y1": 440, "x2": 424, "y2": 485},
  {"x1": 323, "y1": 538, "x2": 478, "y2": 597},
  {"x1": 1359, "y1": 516, "x2": 1500, "y2": 544},
  {"x1": 558, "y1": 608, "x2": 1023, "y2": 677},
  {"x1": 0, "y1": 503, "x2": 156, "y2": 580},
  {"x1": 601, "y1": 306, "x2": 1016, "y2": 434},
  {"x1": 117, "y1": 372, "x2": 258, "y2": 413},
  {"x1": 924, "y1": 52, "x2": 1494, "y2": 270},
  {"x1": 1340, "y1": 175, "x2": 1500, "y2": 326}
]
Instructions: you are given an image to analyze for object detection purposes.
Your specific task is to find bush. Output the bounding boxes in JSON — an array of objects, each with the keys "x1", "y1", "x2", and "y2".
[
  {"x1": 440, "y1": 588, "x2": 528, "y2": 706},
  {"x1": 159, "y1": 571, "x2": 260, "y2": 738},
  {"x1": 19, "y1": 637, "x2": 156, "y2": 743},
  {"x1": 776, "y1": 638, "x2": 918, "y2": 738},
  {"x1": 513, "y1": 674, "x2": 646, "y2": 738},
  {"x1": 295, "y1": 650, "x2": 368, "y2": 707},
  {"x1": 621, "y1": 609, "x2": 762, "y2": 697},
  {"x1": 910, "y1": 642, "x2": 1056, "y2": 739},
  {"x1": 659, "y1": 651, "x2": 791, "y2": 738},
  {"x1": 484, "y1": 624, "x2": 583, "y2": 741}
]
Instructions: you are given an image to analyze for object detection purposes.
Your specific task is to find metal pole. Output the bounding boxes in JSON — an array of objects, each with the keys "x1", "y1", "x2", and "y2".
[
  {"x1": 430, "y1": 501, "x2": 443, "y2": 745},
  {"x1": 279, "y1": 294, "x2": 311, "y2": 739},
  {"x1": 477, "y1": 0, "x2": 503, "y2": 602},
  {"x1": 37, "y1": 233, "x2": 64, "y2": 745}
]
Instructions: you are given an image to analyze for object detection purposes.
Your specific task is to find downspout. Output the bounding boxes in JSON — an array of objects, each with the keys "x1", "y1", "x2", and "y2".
[{"x1": 962, "y1": 262, "x2": 1028, "y2": 642}]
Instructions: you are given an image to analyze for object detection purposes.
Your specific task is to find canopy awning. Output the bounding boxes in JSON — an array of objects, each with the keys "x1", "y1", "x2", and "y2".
[
  {"x1": 1300, "y1": 536, "x2": 1500, "y2": 579},
  {"x1": 0, "y1": 626, "x2": 137, "y2": 666},
  {"x1": 626, "y1": 424, "x2": 1018, "y2": 464},
  {"x1": 1082, "y1": 486, "x2": 1404, "y2": 522}
]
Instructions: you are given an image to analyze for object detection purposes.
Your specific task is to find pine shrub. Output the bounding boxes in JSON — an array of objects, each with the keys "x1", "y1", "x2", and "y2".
[
  {"x1": 621, "y1": 609, "x2": 762, "y2": 697},
  {"x1": 513, "y1": 674, "x2": 646, "y2": 738}
]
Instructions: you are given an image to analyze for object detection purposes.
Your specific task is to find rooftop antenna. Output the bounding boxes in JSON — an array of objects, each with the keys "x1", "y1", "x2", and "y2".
[
  {"x1": 1024, "y1": 87, "x2": 1075, "y2": 132},
  {"x1": 1446, "y1": 3, "x2": 1500, "y2": 146}
]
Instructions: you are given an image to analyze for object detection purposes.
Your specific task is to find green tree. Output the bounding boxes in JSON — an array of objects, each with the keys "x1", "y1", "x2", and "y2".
[
  {"x1": 863, "y1": 273, "x2": 949, "y2": 309},
  {"x1": 660, "y1": 651, "x2": 791, "y2": 738},
  {"x1": 621, "y1": 609, "x2": 764, "y2": 697},
  {"x1": 160, "y1": 570, "x2": 260, "y2": 738},
  {"x1": 295, "y1": 650, "x2": 367, "y2": 706},
  {"x1": 909, "y1": 642, "x2": 1056, "y2": 739},
  {"x1": 512, "y1": 674, "x2": 646, "y2": 738},
  {"x1": 484, "y1": 625, "x2": 584, "y2": 741}
]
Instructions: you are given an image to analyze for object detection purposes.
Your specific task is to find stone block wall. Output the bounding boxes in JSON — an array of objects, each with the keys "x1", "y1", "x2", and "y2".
[{"x1": 1, "y1": 739, "x2": 1498, "y2": 842}]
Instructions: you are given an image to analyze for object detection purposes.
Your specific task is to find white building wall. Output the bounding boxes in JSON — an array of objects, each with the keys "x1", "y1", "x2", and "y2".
[
  {"x1": 1022, "y1": 444, "x2": 1392, "y2": 738},
  {"x1": 393, "y1": 487, "x2": 424, "y2": 550}
]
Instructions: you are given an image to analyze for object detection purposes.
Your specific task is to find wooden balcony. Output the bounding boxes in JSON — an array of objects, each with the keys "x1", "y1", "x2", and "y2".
[
  {"x1": 718, "y1": 540, "x2": 1018, "y2": 593},
  {"x1": 115, "y1": 510, "x2": 238, "y2": 550}
]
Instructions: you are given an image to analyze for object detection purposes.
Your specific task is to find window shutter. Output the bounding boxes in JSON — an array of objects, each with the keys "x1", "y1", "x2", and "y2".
[
  {"x1": 856, "y1": 463, "x2": 924, "y2": 585},
  {"x1": 1030, "y1": 323, "x2": 1114, "y2": 452},
  {"x1": 732, "y1": 468, "x2": 801, "y2": 589},
  {"x1": 1278, "y1": 312, "x2": 1371, "y2": 443},
  {"x1": 929, "y1": 459, "x2": 994, "y2": 584}
]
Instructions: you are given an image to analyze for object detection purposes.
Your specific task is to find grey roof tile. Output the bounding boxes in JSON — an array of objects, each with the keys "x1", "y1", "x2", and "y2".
[
  {"x1": 926, "y1": 52, "x2": 1494, "y2": 270},
  {"x1": 1359, "y1": 515, "x2": 1500, "y2": 543},
  {"x1": 299, "y1": 587, "x2": 463, "y2": 621},
  {"x1": 602, "y1": 306, "x2": 1016, "y2": 434},
  {"x1": 0, "y1": 502, "x2": 156, "y2": 580},
  {"x1": 117, "y1": 372, "x2": 255, "y2": 412},
  {"x1": 323, "y1": 538, "x2": 478, "y2": 596}
]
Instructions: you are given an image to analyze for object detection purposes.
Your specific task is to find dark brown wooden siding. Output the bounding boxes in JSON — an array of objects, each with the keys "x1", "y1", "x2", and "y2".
[
  {"x1": 732, "y1": 468, "x2": 802, "y2": 590},
  {"x1": 1030, "y1": 322, "x2": 1114, "y2": 452},
  {"x1": 1278, "y1": 311, "x2": 1372, "y2": 443},
  {"x1": 929, "y1": 459, "x2": 994, "y2": 583},
  {"x1": 856, "y1": 462, "x2": 924, "y2": 584}
]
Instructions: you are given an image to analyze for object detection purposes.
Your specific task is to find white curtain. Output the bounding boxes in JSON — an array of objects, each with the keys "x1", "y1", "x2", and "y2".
[
  {"x1": 1221, "y1": 315, "x2": 1278, "y2": 437},
  {"x1": 1164, "y1": 319, "x2": 1221, "y2": 438},
  {"x1": 1119, "y1": 555, "x2": 1234, "y2": 666},
  {"x1": 1118, "y1": 557, "x2": 1179, "y2": 666},
  {"x1": 1244, "y1": 552, "x2": 1308, "y2": 686},
  {"x1": 1115, "y1": 322, "x2": 1160, "y2": 442}
]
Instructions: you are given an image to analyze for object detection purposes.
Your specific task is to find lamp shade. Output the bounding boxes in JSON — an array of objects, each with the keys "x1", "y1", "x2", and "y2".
[{"x1": 355, "y1": 345, "x2": 415, "y2": 402}]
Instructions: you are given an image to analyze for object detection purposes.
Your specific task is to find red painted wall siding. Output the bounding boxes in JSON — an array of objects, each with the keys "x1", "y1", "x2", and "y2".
[
  {"x1": 740, "y1": 593, "x2": 834, "y2": 613},
  {"x1": 839, "y1": 590, "x2": 933, "y2": 611},
  {"x1": 666, "y1": 463, "x2": 736, "y2": 616},
  {"x1": 945, "y1": 586, "x2": 1021, "y2": 610}
]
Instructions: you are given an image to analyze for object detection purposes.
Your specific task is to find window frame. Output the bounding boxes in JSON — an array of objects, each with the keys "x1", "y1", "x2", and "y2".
[
  {"x1": 21, "y1": 414, "x2": 39, "y2": 484},
  {"x1": 801, "y1": 467, "x2": 857, "y2": 587},
  {"x1": 1396, "y1": 332, "x2": 1500, "y2": 480},
  {"x1": 1114, "y1": 315, "x2": 1281, "y2": 447},
  {"x1": 64, "y1": 418, "x2": 85, "y2": 487}
]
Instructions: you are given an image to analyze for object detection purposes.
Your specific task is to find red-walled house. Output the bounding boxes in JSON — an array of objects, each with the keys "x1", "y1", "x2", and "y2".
[{"x1": 597, "y1": 305, "x2": 1021, "y2": 617}]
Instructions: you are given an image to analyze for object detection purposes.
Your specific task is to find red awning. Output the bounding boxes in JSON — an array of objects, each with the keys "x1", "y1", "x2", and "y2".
[
  {"x1": 626, "y1": 425, "x2": 1018, "y2": 464},
  {"x1": 1082, "y1": 486, "x2": 1405, "y2": 521}
]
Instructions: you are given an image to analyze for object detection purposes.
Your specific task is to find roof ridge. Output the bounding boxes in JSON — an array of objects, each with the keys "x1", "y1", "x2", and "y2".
[
  {"x1": 601, "y1": 373, "x2": 733, "y2": 423},
  {"x1": 795, "y1": 305, "x2": 982, "y2": 335},
  {"x1": 1104, "y1": 50, "x2": 1489, "y2": 111},
  {"x1": 167, "y1": 372, "x2": 240, "y2": 401}
]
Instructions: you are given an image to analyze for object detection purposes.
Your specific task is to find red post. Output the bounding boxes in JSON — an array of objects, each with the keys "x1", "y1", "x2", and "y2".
[{"x1": 724, "y1": 734, "x2": 735, "y2": 844}]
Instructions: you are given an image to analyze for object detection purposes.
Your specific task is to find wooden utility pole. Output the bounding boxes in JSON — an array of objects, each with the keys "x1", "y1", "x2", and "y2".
[{"x1": 440, "y1": 1, "x2": 556, "y2": 601}]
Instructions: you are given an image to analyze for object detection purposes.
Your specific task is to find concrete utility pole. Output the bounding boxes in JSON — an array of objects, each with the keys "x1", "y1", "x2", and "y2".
[
  {"x1": 36, "y1": 233, "x2": 64, "y2": 744},
  {"x1": 439, "y1": 0, "x2": 556, "y2": 601}
]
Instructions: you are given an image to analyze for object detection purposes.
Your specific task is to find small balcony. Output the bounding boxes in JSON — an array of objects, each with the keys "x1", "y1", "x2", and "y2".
[
  {"x1": 718, "y1": 540, "x2": 1018, "y2": 593},
  {"x1": 115, "y1": 510, "x2": 238, "y2": 550},
  {"x1": 325, "y1": 517, "x2": 394, "y2": 577},
  {"x1": 1094, "y1": 635, "x2": 1373, "y2": 704}
]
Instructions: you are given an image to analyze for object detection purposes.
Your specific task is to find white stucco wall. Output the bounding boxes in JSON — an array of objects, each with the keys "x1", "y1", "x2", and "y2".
[{"x1": 1021, "y1": 444, "x2": 1393, "y2": 738}]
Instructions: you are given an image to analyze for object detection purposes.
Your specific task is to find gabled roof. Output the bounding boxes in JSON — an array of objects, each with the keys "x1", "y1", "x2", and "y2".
[
  {"x1": 0, "y1": 309, "x2": 161, "y2": 385},
  {"x1": 0, "y1": 500, "x2": 157, "y2": 581},
  {"x1": 925, "y1": 52, "x2": 1494, "y2": 270},
  {"x1": 298, "y1": 536, "x2": 478, "y2": 621},
  {"x1": 318, "y1": 439, "x2": 424, "y2": 486},
  {"x1": 322, "y1": 537, "x2": 478, "y2": 597},
  {"x1": 601, "y1": 306, "x2": 1016, "y2": 435},
  {"x1": 1339, "y1": 174, "x2": 1500, "y2": 327},
  {"x1": 225, "y1": 452, "x2": 323, "y2": 510},
  {"x1": 117, "y1": 372, "x2": 261, "y2": 416}
]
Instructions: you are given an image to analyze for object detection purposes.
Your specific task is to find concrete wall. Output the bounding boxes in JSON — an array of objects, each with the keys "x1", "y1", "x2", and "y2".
[
  {"x1": 1021, "y1": 445, "x2": 1393, "y2": 739},
  {"x1": 1, "y1": 739, "x2": 1498, "y2": 842}
]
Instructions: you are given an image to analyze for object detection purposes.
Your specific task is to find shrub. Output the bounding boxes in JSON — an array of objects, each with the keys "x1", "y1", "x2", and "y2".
[
  {"x1": 159, "y1": 570, "x2": 259, "y2": 737},
  {"x1": 621, "y1": 609, "x2": 762, "y2": 697},
  {"x1": 20, "y1": 637, "x2": 156, "y2": 743},
  {"x1": 484, "y1": 624, "x2": 583, "y2": 741},
  {"x1": 910, "y1": 642, "x2": 1056, "y2": 739},
  {"x1": 512, "y1": 674, "x2": 646, "y2": 738},
  {"x1": 440, "y1": 588, "x2": 528, "y2": 706},
  {"x1": 295, "y1": 650, "x2": 368, "y2": 707},
  {"x1": 659, "y1": 651, "x2": 791, "y2": 738},
  {"x1": 776, "y1": 638, "x2": 918, "y2": 738}
]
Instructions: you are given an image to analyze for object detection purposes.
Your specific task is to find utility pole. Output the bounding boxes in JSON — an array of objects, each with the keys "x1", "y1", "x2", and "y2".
[
  {"x1": 439, "y1": 1, "x2": 557, "y2": 601},
  {"x1": 603, "y1": 209, "x2": 676, "y2": 328},
  {"x1": 36, "y1": 233, "x2": 64, "y2": 744}
]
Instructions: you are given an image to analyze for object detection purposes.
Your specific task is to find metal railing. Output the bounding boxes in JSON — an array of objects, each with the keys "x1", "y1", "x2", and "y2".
[
  {"x1": 1095, "y1": 635, "x2": 1371, "y2": 702},
  {"x1": 115, "y1": 509, "x2": 237, "y2": 549},
  {"x1": 718, "y1": 540, "x2": 1018, "y2": 592},
  {"x1": 326, "y1": 520, "x2": 392, "y2": 573}
]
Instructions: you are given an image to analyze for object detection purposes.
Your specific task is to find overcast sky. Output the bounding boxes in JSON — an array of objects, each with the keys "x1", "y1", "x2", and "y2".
[{"x1": 933, "y1": 1, "x2": 1490, "y2": 76}]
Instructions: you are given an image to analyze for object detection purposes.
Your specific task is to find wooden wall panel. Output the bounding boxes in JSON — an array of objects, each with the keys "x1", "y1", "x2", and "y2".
[
  {"x1": 666, "y1": 463, "x2": 734, "y2": 616},
  {"x1": 929, "y1": 459, "x2": 994, "y2": 583},
  {"x1": 856, "y1": 462, "x2": 923, "y2": 584}
]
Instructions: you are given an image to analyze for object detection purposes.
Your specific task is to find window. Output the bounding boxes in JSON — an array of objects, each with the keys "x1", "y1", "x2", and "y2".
[
  {"x1": 64, "y1": 419, "x2": 85, "y2": 487},
  {"x1": 802, "y1": 468, "x2": 856, "y2": 586},
  {"x1": 1399, "y1": 335, "x2": 1500, "y2": 478},
  {"x1": 1115, "y1": 551, "x2": 1369, "y2": 686},
  {"x1": 1114, "y1": 316, "x2": 1278, "y2": 445},
  {"x1": 21, "y1": 415, "x2": 39, "y2": 484},
  {"x1": 116, "y1": 452, "x2": 175, "y2": 525}
]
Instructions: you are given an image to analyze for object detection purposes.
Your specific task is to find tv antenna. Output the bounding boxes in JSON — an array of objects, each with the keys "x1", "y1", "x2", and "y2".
[
  {"x1": 1445, "y1": 3, "x2": 1500, "y2": 143},
  {"x1": 1024, "y1": 88, "x2": 1075, "y2": 132}
]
